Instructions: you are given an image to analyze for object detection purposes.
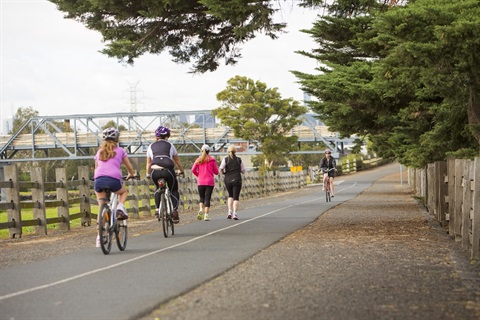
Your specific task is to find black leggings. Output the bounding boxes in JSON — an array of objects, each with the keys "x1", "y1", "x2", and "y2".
[
  {"x1": 151, "y1": 168, "x2": 180, "y2": 211},
  {"x1": 225, "y1": 182, "x2": 242, "y2": 201},
  {"x1": 197, "y1": 185, "x2": 214, "y2": 207}
]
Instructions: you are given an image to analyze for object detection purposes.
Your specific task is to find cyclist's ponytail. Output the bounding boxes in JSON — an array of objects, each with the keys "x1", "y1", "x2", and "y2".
[{"x1": 99, "y1": 140, "x2": 117, "y2": 161}]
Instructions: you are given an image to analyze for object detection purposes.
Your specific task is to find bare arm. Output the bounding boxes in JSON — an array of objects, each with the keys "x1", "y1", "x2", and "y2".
[
  {"x1": 122, "y1": 156, "x2": 135, "y2": 178},
  {"x1": 173, "y1": 155, "x2": 184, "y2": 173},
  {"x1": 146, "y1": 157, "x2": 152, "y2": 175}
]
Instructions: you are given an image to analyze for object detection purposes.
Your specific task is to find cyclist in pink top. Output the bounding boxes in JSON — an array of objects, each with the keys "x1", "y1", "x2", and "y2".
[
  {"x1": 93, "y1": 128, "x2": 135, "y2": 247},
  {"x1": 191, "y1": 144, "x2": 219, "y2": 221}
]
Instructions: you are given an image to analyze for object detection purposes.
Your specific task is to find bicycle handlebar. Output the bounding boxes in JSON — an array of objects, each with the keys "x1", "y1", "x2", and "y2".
[
  {"x1": 124, "y1": 174, "x2": 140, "y2": 180},
  {"x1": 176, "y1": 170, "x2": 185, "y2": 177}
]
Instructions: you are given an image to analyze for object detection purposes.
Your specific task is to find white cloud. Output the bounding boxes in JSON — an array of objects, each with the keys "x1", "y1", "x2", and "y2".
[{"x1": 1, "y1": 0, "x2": 320, "y2": 118}]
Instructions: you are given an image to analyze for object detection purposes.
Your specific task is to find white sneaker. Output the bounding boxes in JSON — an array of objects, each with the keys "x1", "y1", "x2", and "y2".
[
  {"x1": 96, "y1": 235, "x2": 100, "y2": 248},
  {"x1": 233, "y1": 213, "x2": 238, "y2": 220},
  {"x1": 204, "y1": 213, "x2": 210, "y2": 221},
  {"x1": 227, "y1": 211, "x2": 233, "y2": 219},
  {"x1": 116, "y1": 203, "x2": 128, "y2": 220}
]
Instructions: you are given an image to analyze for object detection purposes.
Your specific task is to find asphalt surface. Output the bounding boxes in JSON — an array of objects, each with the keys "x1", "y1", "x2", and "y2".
[{"x1": 140, "y1": 164, "x2": 480, "y2": 320}]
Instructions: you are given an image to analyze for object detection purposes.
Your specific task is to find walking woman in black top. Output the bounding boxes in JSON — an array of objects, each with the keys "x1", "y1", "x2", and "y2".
[{"x1": 219, "y1": 145, "x2": 246, "y2": 220}]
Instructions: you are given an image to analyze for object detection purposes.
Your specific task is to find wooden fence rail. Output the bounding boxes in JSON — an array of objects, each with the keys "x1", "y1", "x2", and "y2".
[
  {"x1": 0, "y1": 165, "x2": 307, "y2": 239},
  {"x1": 407, "y1": 157, "x2": 480, "y2": 260}
]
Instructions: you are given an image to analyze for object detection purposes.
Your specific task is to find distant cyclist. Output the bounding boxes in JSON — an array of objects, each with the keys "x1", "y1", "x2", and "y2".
[
  {"x1": 320, "y1": 149, "x2": 337, "y2": 197},
  {"x1": 146, "y1": 126, "x2": 184, "y2": 224}
]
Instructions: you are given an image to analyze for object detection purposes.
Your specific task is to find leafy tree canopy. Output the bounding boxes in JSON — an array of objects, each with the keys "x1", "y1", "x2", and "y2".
[
  {"x1": 294, "y1": 0, "x2": 480, "y2": 167},
  {"x1": 48, "y1": 0, "x2": 311, "y2": 73},
  {"x1": 102, "y1": 120, "x2": 127, "y2": 131},
  {"x1": 213, "y1": 76, "x2": 307, "y2": 169},
  {"x1": 11, "y1": 107, "x2": 39, "y2": 134}
]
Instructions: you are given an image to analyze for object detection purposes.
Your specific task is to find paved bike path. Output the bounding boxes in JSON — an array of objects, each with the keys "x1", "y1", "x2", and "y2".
[{"x1": 0, "y1": 165, "x2": 398, "y2": 319}]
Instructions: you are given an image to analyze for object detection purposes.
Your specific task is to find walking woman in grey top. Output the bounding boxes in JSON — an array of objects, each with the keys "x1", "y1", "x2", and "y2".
[{"x1": 219, "y1": 145, "x2": 246, "y2": 220}]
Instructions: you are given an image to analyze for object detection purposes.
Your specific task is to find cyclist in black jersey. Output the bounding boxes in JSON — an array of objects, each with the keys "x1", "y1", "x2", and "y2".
[{"x1": 146, "y1": 126, "x2": 184, "y2": 223}]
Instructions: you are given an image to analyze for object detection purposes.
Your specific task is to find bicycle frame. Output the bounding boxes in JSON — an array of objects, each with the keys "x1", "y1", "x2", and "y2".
[
  {"x1": 98, "y1": 188, "x2": 128, "y2": 254},
  {"x1": 325, "y1": 178, "x2": 331, "y2": 202},
  {"x1": 322, "y1": 168, "x2": 335, "y2": 203},
  {"x1": 154, "y1": 176, "x2": 175, "y2": 238}
]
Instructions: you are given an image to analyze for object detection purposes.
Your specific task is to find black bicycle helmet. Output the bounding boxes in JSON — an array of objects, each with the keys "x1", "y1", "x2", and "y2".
[
  {"x1": 102, "y1": 127, "x2": 120, "y2": 141},
  {"x1": 155, "y1": 125, "x2": 170, "y2": 138}
]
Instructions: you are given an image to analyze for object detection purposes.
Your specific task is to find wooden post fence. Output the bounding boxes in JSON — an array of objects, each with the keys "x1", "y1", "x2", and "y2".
[
  {"x1": 408, "y1": 156, "x2": 480, "y2": 260},
  {"x1": 0, "y1": 164, "x2": 309, "y2": 239},
  {"x1": 5, "y1": 165, "x2": 21, "y2": 239}
]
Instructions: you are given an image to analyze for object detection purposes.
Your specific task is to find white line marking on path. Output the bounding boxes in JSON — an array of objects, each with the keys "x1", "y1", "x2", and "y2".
[{"x1": 0, "y1": 182, "x2": 358, "y2": 301}]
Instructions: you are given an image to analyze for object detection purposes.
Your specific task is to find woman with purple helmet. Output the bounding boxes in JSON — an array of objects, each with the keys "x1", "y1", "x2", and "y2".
[{"x1": 146, "y1": 126, "x2": 184, "y2": 223}]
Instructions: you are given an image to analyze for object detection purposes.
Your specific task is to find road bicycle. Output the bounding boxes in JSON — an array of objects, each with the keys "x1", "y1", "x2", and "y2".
[
  {"x1": 322, "y1": 168, "x2": 335, "y2": 202},
  {"x1": 97, "y1": 176, "x2": 136, "y2": 254},
  {"x1": 151, "y1": 165, "x2": 182, "y2": 238}
]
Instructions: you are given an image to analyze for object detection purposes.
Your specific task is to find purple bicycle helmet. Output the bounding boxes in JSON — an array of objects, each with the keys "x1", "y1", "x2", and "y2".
[
  {"x1": 155, "y1": 125, "x2": 170, "y2": 138},
  {"x1": 102, "y1": 127, "x2": 120, "y2": 141}
]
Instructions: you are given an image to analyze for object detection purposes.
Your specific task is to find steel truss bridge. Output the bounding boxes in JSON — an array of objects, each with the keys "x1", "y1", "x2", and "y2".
[{"x1": 0, "y1": 110, "x2": 352, "y2": 163}]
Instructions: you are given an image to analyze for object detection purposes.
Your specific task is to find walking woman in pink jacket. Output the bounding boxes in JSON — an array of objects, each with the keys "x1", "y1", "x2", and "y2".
[{"x1": 191, "y1": 144, "x2": 219, "y2": 221}]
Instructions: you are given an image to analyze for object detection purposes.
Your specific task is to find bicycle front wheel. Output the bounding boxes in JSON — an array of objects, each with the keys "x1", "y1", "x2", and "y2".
[
  {"x1": 325, "y1": 181, "x2": 331, "y2": 202},
  {"x1": 116, "y1": 219, "x2": 128, "y2": 251},
  {"x1": 99, "y1": 203, "x2": 113, "y2": 254}
]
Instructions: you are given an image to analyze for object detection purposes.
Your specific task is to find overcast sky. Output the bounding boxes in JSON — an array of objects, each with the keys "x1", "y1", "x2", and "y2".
[{"x1": 1, "y1": 0, "x2": 321, "y2": 127}]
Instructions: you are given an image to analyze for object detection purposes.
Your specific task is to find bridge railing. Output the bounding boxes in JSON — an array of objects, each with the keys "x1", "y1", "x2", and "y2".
[
  {"x1": 0, "y1": 165, "x2": 307, "y2": 239},
  {"x1": 0, "y1": 126, "x2": 336, "y2": 148}
]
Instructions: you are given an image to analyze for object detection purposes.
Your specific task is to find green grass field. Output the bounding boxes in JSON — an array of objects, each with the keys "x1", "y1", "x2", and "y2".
[
  {"x1": 0, "y1": 198, "x2": 160, "y2": 240},
  {"x1": 0, "y1": 203, "x2": 99, "y2": 239}
]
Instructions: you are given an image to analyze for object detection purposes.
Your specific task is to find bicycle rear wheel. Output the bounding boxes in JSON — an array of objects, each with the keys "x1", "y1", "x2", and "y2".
[
  {"x1": 116, "y1": 219, "x2": 128, "y2": 251},
  {"x1": 160, "y1": 194, "x2": 171, "y2": 238},
  {"x1": 99, "y1": 203, "x2": 113, "y2": 254}
]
